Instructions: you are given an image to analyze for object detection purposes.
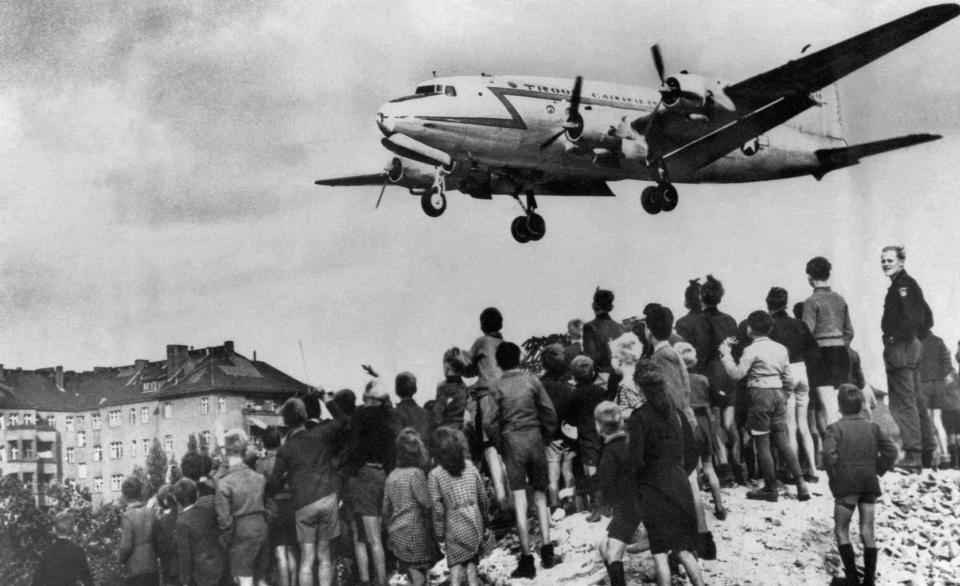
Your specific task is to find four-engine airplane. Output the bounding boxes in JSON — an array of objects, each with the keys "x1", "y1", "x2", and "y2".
[{"x1": 316, "y1": 5, "x2": 959, "y2": 243}]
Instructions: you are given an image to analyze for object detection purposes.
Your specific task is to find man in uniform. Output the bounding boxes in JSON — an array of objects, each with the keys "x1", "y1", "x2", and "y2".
[{"x1": 880, "y1": 245, "x2": 935, "y2": 470}]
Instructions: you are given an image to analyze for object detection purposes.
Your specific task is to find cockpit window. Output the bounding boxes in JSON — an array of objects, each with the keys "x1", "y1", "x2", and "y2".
[
  {"x1": 415, "y1": 85, "x2": 442, "y2": 96},
  {"x1": 444, "y1": 86, "x2": 457, "y2": 96},
  {"x1": 390, "y1": 84, "x2": 455, "y2": 103}
]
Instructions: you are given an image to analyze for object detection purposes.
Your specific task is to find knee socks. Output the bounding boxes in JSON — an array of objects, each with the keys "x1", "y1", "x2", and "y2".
[
  {"x1": 863, "y1": 547, "x2": 878, "y2": 586},
  {"x1": 838, "y1": 543, "x2": 857, "y2": 582}
]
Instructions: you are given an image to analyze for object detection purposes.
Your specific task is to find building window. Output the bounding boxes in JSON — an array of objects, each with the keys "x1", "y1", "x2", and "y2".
[
  {"x1": 78, "y1": 464, "x2": 88, "y2": 479},
  {"x1": 111, "y1": 474, "x2": 123, "y2": 492},
  {"x1": 202, "y1": 430, "x2": 212, "y2": 449},
  {"x1": 93, "y1": 445, "x2": 102, "y2": 462},
  {"x1": 65, "y1": 416, "x2": 74, "y2": 432},
  {"x1": 91, "y1": 413, "x2": 101, "y2": 430},
  {"x1": 164, "y1": 435, "x2": 173, "y2": 452},
  {"x1": 76, "y1": 415, "x2": 85, "y2": 428},
  {"x1": 108, "y1": 410, "x2": 120, "y2": 427},
  {"x1": 128, "y1": 408, "x2": 137, "y2": 425},
  {"x1": 9, "y1": 444, "x2": 19, "y2": 460},
  {"x1": 109, "y1": 441, "x2": 122, "y2": 460},
  {"x1": 23, "y1": 412, "x2": 34, "y2": 426},
  {"x1": 93, "y1": 477, "x2": 103, "y2": 493},
  {"x1": 201, "y1": 397, "x2": 209, "y2": 415},
  {"x1": 218, "y1": 397, "x2": 227, "y2": 414},
  {"x1": 142, "y1": 439, "x2": 149, "y2": 456},
  {"x1": 9, "y1": 413, "x2": 19, "y2": 427},
  {"x1": 141, "y1": 406, "x2": 150, "y2": 424},
  {"x1": 77, "y1": 431, "x2": 86, "y2": 448},
  {"x1": 23, "y1": 441, "x2": 34, "y2": 459},
  {"x1": 45, "y1": 415, "x2": 56, "y2": 428},
  {"x1": 163, "y1": 402, "x2": 172, "y2": 419},
  {"x1": 66, "y1": 447, "x2": 76, "y2": 464},
  {"x1": 130, "y1": 440, "x2": 137, "y2": 457}
]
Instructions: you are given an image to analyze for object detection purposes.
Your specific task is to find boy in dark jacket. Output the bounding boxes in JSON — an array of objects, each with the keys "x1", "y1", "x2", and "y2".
[
  {"x1": 32, "y1": 511, "x2": 93, "y2": 586},
  {"x1": 594, "y1": 401, "x2": 640, "y2": 586},
  {"x1": 173, "y1": 478, "x2": 225, "y2": 586},
  {"x1": 823, "y1": 385, "x2": 898, "y2": 586}
]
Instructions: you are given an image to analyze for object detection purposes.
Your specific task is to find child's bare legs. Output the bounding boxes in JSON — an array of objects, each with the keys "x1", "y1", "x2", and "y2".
[
  {"x1": 652, "y1": 550, "x2": 704, "y2": 586},
  {"x1": 796, "y1": 400, "x2": 817, "y2": 476},
  {"x1": 449, "y1": 563, "x2": 463, "y2": 586},
  {"x1": 513, "y1": 489, "x2": 533, "y2": 555},
  {"x1": 465, "y1": 560, "x2": 479, "y2": 586},
  {"x1": 351, "y1": 520, "x2": 370, "y2": 584},
  {"x1": 809, "y1": 407, "x2": 823, "y2": 469},
  {"x1": 932, "y1": 408, "x2": 948, "y2": 464},
  {"x1": 407, "y1": 566, "x2": 426, "y2": 586},
  {"x1": 817, "y1": 386, "x2": 840, "y2": 426},
  {"x1": 361, "y1": 516, "x2": 386, "y2": 586},
  {"x1": 858, "y1": 502, "x2": 876, "y2": 547},
  {"x1": 484, "y1": 446, "x2": 507, "y2": 507},
  {"x1": 700, "y1": 459, "x2": 725, "y2": 515},
  {"x1": 688, "y1": 471, "x2": 707, "y2": 533}
]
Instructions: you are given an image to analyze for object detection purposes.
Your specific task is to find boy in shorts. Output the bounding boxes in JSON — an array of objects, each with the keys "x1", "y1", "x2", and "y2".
[
  {"x1": 720, "y1": 311, "x2": 810, "y2": 502},
  {"x1": 483, "y1": 341, "x2": 558, "y2": 578},
  {"x1": 823, "y1": 385, "x2": 898, "y2": 586}
]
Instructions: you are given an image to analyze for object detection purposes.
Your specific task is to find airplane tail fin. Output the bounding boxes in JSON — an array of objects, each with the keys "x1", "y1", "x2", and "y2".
[
  {"x1": 789, "y1": 83, "x2": 845, "y2": 142},
  {"x1": 812, "y1": 133, "x2": 941, "y2": 179}
]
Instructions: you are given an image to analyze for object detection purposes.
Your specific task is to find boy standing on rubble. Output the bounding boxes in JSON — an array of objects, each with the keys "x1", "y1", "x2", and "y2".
[{"x1": 823, "y1": 384, "x2": 898, "y2": 586}]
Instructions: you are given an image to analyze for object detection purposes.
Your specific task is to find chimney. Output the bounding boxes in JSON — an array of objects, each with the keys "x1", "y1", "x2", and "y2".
[
  {"x1": 224, "y1": 340, "x2": 235, "y2": 354},
  {"x1": 166, "y1": 344, "x2": 189, "y2": 375},
  {"x1": 252, "y1": 350, "x2": 257, "y2": 361},
  {"x1": 55, "y1": 365, "x2": 64, "y2": 389},
  {"x1": 134, "y1": 359, "x2": 148, "y2": 371}
]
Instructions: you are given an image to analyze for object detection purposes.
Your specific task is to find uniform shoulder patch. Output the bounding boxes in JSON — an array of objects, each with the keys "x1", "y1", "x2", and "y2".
[{"x1": 899, "y1": 287, "x2": 908, "y2": 297}]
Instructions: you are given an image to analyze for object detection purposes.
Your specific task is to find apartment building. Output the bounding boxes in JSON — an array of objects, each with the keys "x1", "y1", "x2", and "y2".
[{"x1": 0, "y1": 341, "x2": 307, "y2": 503}]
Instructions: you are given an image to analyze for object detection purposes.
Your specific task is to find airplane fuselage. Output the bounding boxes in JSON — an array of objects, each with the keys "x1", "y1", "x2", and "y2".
[{"x1": 377, "y1": 75, "x2": 846, "y2": 189}]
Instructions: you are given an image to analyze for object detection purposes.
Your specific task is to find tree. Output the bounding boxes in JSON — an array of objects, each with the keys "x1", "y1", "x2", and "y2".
[
  {"x1": 521, "y1": 332, "x2": 570, "y2": 374},
  {"x1": 146, "y1": 438, "x2": 167, "y2": 497}
]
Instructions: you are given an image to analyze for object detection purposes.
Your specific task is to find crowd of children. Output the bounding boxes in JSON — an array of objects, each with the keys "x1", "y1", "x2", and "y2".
[{"x1": 33, "y1": 257, "x2": 960, "y2": 586}]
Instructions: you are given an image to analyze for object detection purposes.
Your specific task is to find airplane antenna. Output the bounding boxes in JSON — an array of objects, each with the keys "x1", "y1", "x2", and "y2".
[
  {"x1": 801, "y1": 43, "x2": 812, "y2": 54},
  {"x1": 298, "y1": 339, "x2": 310, "y2": 382}
]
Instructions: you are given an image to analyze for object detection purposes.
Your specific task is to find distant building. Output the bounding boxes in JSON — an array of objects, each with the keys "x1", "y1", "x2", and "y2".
[{"x1": 0, "y1": 341, "x2": 308, "y2": 503}]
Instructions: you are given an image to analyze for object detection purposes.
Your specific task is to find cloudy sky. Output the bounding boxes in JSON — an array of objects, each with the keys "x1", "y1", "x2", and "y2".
[{"x1": 1, "y1": 0, "x2": 959, "y2": 395}]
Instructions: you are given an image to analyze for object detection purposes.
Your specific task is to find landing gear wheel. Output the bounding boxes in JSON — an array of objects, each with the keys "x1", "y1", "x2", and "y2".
[
  {"x1": 511, "y1": 216, "x2": 531, "y2": 243},
  {"x1": 641, "y1": 185, "x2": 662, "y2": 215},
  {"x1": 420, "y1": 187, "x2": 446, "y2": 217},
  {"x1": 525, "y1": 213, "x2": 546, "y2": 240},
  {"x1": 659, "y1": 183, "x2": 678, "y2": 212}
]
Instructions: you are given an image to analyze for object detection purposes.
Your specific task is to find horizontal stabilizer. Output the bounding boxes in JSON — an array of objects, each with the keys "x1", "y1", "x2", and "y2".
[
  {"x1": 813, "y1": 133, "x2": 941, "y2": 179},
  {"x1": 315, "y1": 173, "x2": 386, "y2": 187}
]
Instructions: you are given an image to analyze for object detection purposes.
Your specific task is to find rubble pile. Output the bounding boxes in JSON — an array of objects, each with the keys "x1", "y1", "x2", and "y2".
[{"x1": 869, "y1": 469, "x2": 960, "y2": 584}]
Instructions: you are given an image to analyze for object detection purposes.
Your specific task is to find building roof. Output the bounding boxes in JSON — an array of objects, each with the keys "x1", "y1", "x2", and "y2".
[{"x1": 0, "y1": 341, "x2": 309, "y2": 412}]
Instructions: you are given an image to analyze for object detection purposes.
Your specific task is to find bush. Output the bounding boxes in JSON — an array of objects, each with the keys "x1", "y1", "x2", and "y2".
[{"x1": 0, "y1": 478, "x2": 123, "y2": 585}]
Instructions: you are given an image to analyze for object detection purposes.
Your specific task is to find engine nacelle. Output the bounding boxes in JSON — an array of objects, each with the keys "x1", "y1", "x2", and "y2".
[
  {"x1": 661, "y1": 73, "x2": 736, "y2": 117},
  {"x1": 574, "y1": 124, "x2": 623, "y2": 151},
  {"x1": 386, "y1": 156, "x2": 434, "y2": 189}
]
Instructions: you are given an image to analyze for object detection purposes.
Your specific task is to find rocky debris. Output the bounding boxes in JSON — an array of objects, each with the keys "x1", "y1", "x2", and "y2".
[{"x1": 401, "y1": 469, "x2": 960, "y2": 584}]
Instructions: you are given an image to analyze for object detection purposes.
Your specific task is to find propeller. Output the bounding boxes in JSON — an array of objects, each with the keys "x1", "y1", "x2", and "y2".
[
  {"x1": 375, "y1": 179, "x2": 387, "y2": 209},
  {"x1": 540, "y1": 75, "x2": 584, "y2": 150}
]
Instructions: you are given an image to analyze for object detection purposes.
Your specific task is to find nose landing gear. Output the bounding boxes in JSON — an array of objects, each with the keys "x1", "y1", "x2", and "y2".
[
  {"x1": 420, "y1": 167, "x2": 448, "y2": 218},
  {"x1": 510, "y1": 190, "x2": 546, "y2": 243}
]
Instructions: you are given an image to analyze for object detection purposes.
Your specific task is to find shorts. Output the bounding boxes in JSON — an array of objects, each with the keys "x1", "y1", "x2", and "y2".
[
  {"x1": 295, "y1": 492, "x2": 341, "y2": 544},
  {"x1": 267, "y1": 497, "x2": 298, "y2": 548},
  {"x1": 693, "y1": 409, "x2": 716, "y2": 460},
  {"x1": 808, "y1": 345, "x2": 850, "y2": 389},
  {"x1": 607, "y1": 501, "x2": 642, "y2": 543},
  {"x1": 943, "y1": 410, "x2": 960, "y2": 434},
  {"x1": 545, "y1": 439, "x2": 575, "y2": 464},
  {"x1": 788, "y1": 362, "x2": 810, "y2": 409},
  {"x1": 347, "y1": 465, "x2": 386, "y2": 517},
  {"x1": 229, "y1": 514, "x2": 267, "y2": 577},
  {"x1": 502, "y1": 428, "x2": 548, "y2": 491},
  {"x1": 836, "y1": 493, "x2": 878, "y2": 508},
  {"x1": 747, "y1": 387, "x2": 787, "y2": 435},
  {"x1": 921, "y1": 380, "x2": 947, "y2": 410}
]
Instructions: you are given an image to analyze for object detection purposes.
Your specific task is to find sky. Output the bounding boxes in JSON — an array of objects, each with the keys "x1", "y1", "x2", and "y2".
[{"x1": 1, "y1": 0, "x2": 959, "y2": 396}]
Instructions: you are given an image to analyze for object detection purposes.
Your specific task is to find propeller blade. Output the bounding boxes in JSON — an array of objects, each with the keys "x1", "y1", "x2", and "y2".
[
  {"x1": 568, "y1": 75, "x2": 583, "y2": 118},
  {"x1": 651, "y1": 44, "x2": 665, "y2": 84},
  {"x1": 643, "y1": 98, "x2": 662, "y2": 137},
  {"x1": 539, "y1": 128, "x2": 566, "y2": 150},
  {"x1": 375, "y1": 179, "x2": 387, "y2": 209}
]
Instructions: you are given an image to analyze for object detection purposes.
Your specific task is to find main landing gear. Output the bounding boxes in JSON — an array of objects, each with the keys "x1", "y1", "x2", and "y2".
[
  {"x1": 640, "y1": 183, "x2": 679, "y2": 214},
  {"x1": 510, "y1": 190, "x2": 546, "y2": 243},
  {"x1": 420, "y1": 167, "x2": 448, "y2": 217}
]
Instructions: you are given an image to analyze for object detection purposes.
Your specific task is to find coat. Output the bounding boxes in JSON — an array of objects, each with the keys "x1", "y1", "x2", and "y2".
[
  {"x1": 428, "y1": 461, "x2": 488, "y2": 566},
  {"x1": 823, "y1": 414, "x2": 898, "y2": 498},
  {"x1": 175, "y1": 505, "x2": 225, "y2": 586},
  {"x1": 117, "y1": 501, "x2": 159, "y2": 577},
  {"x1": 383, "y1": 467, "x2": 439, "y2": 565}
]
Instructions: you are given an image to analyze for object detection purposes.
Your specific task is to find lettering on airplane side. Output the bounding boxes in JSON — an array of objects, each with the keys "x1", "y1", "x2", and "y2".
[{"x1": 511, "y1": 80, "x2": 657, "y2": 107}]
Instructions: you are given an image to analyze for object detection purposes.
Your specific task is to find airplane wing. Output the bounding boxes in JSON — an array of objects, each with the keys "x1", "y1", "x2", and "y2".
[
  {"x1": 725, "y1": 4, "x2": 960, "y2": 109},
  {"x1": 314, "y1": 173, "x2": 386, "y2": 187},
  {"x1": 813, "y1": 133, "x2": 941, "y2": 179},
  {"x1": 661, "y1": 4, "x2": 959, "y2": 180}
]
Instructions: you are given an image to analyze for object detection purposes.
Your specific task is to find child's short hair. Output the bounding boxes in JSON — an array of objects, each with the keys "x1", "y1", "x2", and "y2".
[
  {"x1": 431, "y1": 426, "x2": 468, "y2": 477},
  {"x1": 480, "y1": 307, "x2": 503, "y2": 334},
  {"x1": 837, "y1": 384, "x2": 864, "y2": 415},
  {"x1": 643, "y1": 304, "x2": 674, "y2": 341},
  {"x1": 594, "y1": 401, "x2": 623, "y2": 436},
  {"x1": 806, "y1": 256, "x2": 832, "y2": 281},
  {"x1": 224, "y1": 428, "x2": 248, "y2": 456},
  {"x1": 701, "y1": 275, "x2": 725, "y2": 306},
  {"x1": 122, "y1": 476, "x2": 143, "y2": 501},
  {"x1": 747, "y1": 310, "x2": 773, "y2": 336},
  {"x1": 495, "y1": 342, "x2": 521, "y2": 370},
  {"x1": 396, "y1": 427, "x2": 429, "y2": 468},
  {"x1": 395, "y1": 372, "x2": 417, "y2": 398},
  {"x1": 280, "y1": 397, "x2": 307, "y2": 428},
  {"x1": 593, "y1": 289, "x2": 615, "y2": 313},
  {"x1": 172, "y1": 478, "x2": 198, "y2": 507},
  {"x1": 674, "y1": 341, "x2": 697, "y2": 368},
  {"x1": 567, "y1": 319, "x2": 584, "y2": 337},
  {"x1": 262, "y1": 428, "x2": 282, "y2": 450},
  {"x1": 792, "y1": 302, "x2": 804, "y2": 320},
  {"x1": 443, "y1": 347, "x2": 467, "y2": 375},
  {"x1": 570, "y1": 355, "x2": 594, "y2": 382},
  {"x1": 765, "y1": 287, "x2": 789, "y2": 311},
  {"x1": 53, "y1": 511, "x2": 76, "y2": 537},
  {"x1": 155, "y1": 483, "x2": 177, "y2": 510}
]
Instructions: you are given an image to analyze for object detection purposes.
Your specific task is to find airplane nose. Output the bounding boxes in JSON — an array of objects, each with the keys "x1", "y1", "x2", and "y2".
[{"x1": 377, "y1": 111, "x2": 394, "y2": 136}]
